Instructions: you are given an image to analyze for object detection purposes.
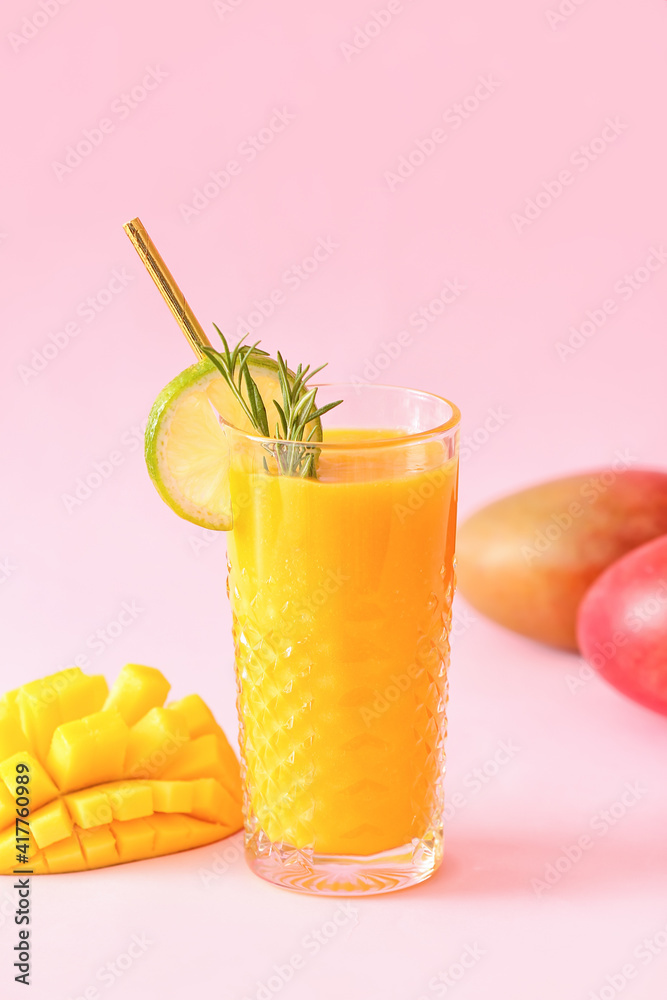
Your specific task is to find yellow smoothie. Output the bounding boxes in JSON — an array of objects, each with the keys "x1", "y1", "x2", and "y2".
[{"x1": 227, "y1": 428, "x2": 458, "y2": 856}]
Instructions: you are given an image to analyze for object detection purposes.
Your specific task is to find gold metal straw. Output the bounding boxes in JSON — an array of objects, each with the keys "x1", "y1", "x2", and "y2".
[{"x1": 123, "y1": 217, "x2": 212, "y2": 359}]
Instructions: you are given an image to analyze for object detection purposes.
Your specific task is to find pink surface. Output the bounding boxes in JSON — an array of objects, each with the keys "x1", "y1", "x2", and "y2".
[{"x1": 1, "y1": 0, "x2": 667, "y2": 996}]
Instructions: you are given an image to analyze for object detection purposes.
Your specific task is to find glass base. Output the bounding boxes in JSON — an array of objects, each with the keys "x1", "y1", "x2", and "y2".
[{"x1": 246, "y1": 830, "x2": 443, "y2": 896}]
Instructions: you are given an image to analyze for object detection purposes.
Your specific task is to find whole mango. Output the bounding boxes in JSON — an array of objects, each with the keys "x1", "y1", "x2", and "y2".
[
  {"x1": 577, "y1": 535, "x2": 667, "y2": 714},
  {"x1": 456, "y1": 469, "x2": 667, "y2": 650}
]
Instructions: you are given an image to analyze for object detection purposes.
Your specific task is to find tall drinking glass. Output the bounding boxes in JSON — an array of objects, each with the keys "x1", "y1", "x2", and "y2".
[{"x1": 222, "y1": 383, "x2": 460, "y2": 894}]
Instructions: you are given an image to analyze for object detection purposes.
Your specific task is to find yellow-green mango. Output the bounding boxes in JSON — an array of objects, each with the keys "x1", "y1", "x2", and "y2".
[{"x1": 456, "y1": 469, "x2": 667, "y2": 650}]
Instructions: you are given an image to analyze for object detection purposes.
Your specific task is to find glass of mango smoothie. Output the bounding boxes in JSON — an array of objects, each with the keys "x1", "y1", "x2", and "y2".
[
  {"x1": 221, "y1": 382, "x2": 459, "y2": 894},
  {"x1": 127, "y1": 213, "x2": 460, "y2": 895}
]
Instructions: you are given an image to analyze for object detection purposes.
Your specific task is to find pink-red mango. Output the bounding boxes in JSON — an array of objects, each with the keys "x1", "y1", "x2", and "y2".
[{"x1": 577, "y1": 535, "x2": 667, "y2": 715}]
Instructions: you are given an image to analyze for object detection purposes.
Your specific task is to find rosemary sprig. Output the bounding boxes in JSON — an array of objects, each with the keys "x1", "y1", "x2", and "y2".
[{"x1": 202, "y1": 327, "x2": 342, "y2": 477}]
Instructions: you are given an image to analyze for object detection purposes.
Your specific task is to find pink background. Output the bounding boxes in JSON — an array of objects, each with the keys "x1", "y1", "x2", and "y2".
[{"x1": 2, "y1": 0, "x2": 667, "y2": 997}]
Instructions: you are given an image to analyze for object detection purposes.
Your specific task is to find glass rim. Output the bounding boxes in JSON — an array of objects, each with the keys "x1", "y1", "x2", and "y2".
[{"x1": 219, "y1": 381, "x2": 461, "y2": 450}]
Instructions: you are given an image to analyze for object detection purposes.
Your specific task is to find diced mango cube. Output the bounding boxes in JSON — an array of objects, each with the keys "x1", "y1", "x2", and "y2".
[
  {"x1": 111, "y1": 818, "x2": 155, "y2": 863},
  {"x1": 187, "y1": 817, "x2": 233, "y2": 849},
  {"x1": 46, "y1": 710, "x2": 129, "y2": 793},
  {"x1": 159, "y1": 734, "x2": 216, "y2": 781},
  {"x1": 124, "y1": 707, "x2": 189, "y2": 779},
  {"x1": 30, "y1": 799, "x2": 73, "y2": 850},
  {"x1": 29, "y1": 851, "x2": 49, "y2": 874},
  {"x1": 167, "y1": 694, "x2": 219, "y2": 738},
  {"x1": 0, "y1": 829, "x2": 18, "y2": 871},
  {"x1": 0, "y1": 781, "x2": 15, "y2": 829},
  {"x1": 144, "y1": 814, "x2": 228, "y2": 856},
  {"x1": 0, "y1": 687, "x2": 19, "y2": 712},
  {"x1": 98, "y1": 782, "x2": 153, "y2": 821},
  {"x1": 65, "y1": 788, "x2": 113, "y2": 829},
  {"x1": 192, "y1": 778, "x2": 243, "y2": 829},
  {"x1": 0, "y1": 703, "x2": 31, "y2": 760},
  {"x1": 161, "y1": 734, "x2": 242, "y2": 802},
  {"x1": 0, "y1": 752, "x2": 59, "y2": 812},
  {"x1": 105, "y1": 664, "x2": 171, "y2": 726},
  {"x1": 151, "y1": 780, "x2": 195, "y2": 815},
  {"x1": 43, "y1": 833, "x2": 87, "y2": 873},
  {"x1": 77, "y1": 826, "x2": 119, "y2": 868},
  {"x1": 17, "y1": 677, "x2": 62, "y2": 763},
  {"x1": 145, "y1": 813, "x2": 195, "y2": 854},
  {"x1": 58, "y1": 673, "x2": 108, "y2": 724}
]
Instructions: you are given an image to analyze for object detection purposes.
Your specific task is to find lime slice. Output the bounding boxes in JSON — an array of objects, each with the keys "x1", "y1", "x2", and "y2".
[{"x1": 144, "y1": 355, "x2": 288, "y2": 530}]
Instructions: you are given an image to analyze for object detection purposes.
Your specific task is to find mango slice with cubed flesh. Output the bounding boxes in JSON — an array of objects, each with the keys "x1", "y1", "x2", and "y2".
[{"x1": 0, "y1": 665, "x2": 242, "y2": 873}]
